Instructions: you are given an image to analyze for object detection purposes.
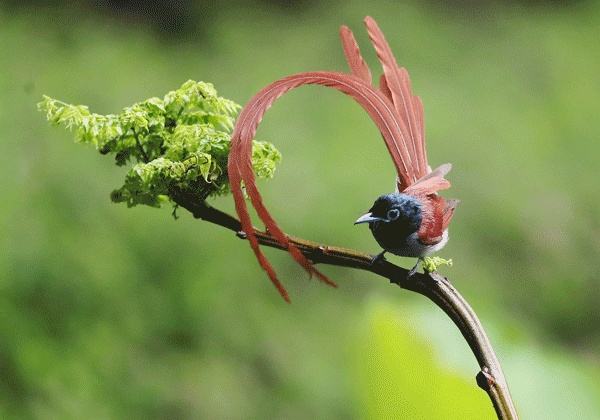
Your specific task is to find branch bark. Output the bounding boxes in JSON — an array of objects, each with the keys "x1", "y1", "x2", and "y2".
[{"x1": 172, "y1": 190, "x2": 518, "y2": 420}]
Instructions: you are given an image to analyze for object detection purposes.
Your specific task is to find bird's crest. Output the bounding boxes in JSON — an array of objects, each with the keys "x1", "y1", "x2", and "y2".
[{"x1": 228, "y1": 17, "x2": 452, "y2": 301}]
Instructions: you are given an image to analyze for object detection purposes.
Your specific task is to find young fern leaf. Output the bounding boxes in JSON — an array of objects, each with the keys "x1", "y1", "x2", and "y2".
[{"x1": 38, "y1": 80, "x2": 281, "y2": 208}]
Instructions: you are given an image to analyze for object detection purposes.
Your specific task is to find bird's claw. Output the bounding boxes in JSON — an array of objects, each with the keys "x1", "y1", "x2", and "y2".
[
  {"x1": 407, "y1": 257, "x2": 422, "y2": 278},
  {"x1": 407, "y1": 265, "x2": 419, "y2": 278},
  {"x1": 370, "y1": 251, "x2": 387, "y2": 265}
]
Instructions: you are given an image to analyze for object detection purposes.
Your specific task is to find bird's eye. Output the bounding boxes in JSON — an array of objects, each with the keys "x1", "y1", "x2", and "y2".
[{"x1": 387, "y1": 208, "x2": 400, "y2": 221}]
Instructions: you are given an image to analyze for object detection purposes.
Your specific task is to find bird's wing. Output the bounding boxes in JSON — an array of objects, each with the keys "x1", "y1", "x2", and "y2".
[
  {"x1": 228, "y1": 72, "x2": 417, "y2": 301},
  {"x1": 407, "y1": 164, "x2": 455, "y2": 244},
  {"x1": 364, "y1": 16, "x2": 429, "y2": 187},
  {"x1": 442, "y1": 199, "x2": 460, "y2": 231},
  {"x1": 403, "y1": 163, "x2": 452, "y2": 196},
  {"x1": 416, "y1": 195, "x2": 446, "y2": 245},
  {"x1": 417, "y1": 196, "x2": 459, "y2": 245}
]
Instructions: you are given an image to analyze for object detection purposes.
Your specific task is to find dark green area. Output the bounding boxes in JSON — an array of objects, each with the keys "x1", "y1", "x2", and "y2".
[{"x1": 1, "y1": 1, "x2": 599, "y2": 418}]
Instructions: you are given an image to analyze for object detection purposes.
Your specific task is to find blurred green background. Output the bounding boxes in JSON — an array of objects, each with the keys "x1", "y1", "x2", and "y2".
[{"x1": 2, "y1": 1, "x2": 600, "y2": 418}]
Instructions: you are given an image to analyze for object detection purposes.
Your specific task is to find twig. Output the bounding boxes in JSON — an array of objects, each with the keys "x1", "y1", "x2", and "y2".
[
  {"x1": 172, "y1": 190, "x2": 518, "y2": 419},
  {"x1": 132, "y1": 129, "x2": 150, "y2": 163}
]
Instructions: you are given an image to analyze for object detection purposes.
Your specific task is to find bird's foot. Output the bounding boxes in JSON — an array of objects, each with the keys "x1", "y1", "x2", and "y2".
[
  {"x1": 421, "y1": 256, "x2": 453, "y2": 274},
  {"x1": 407, "y1": 258, "x2": 422, "y2": 278},
  {"x1": 370, "y1": 251, "x2": 387, "y2": 265}
]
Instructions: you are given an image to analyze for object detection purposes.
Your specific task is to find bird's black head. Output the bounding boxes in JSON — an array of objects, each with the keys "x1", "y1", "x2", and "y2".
[{"x1": 354, "y1": 193, "x2": 422, "y2": 232}]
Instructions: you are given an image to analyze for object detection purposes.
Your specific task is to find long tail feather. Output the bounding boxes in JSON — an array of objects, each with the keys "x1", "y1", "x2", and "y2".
[
  {"x1": 228, "y1": 71, "x2": 415, "y2": 300},
  {"x1": 339, "y1": 25, "x2": 372, "y2": 84},
  {"x1": 228, "y1": 144, "x2": 292, "y2": 302},
  {"x1": 379, "y1": 74, "x2": 393, "y2": 101},
  {"x1": 412, "y1": 95, "x2": 427, "y2": 172},
  {"x1": 364, "y1": 16, "x2": 427, "y2": 179}
]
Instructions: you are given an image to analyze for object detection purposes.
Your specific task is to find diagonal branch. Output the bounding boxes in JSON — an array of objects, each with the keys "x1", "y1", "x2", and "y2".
[{"x1": 171, "y1": 189, "x2": 518, "y2": 420}]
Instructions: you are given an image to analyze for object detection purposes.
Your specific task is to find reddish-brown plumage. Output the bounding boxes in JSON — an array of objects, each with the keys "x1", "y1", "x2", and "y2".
[
  {"x1": 415, "y1": 194, "x2": 445, "y2": 245},
  {"x1": 228, "y1": 16, "x2": 456, "y2": 301},
  {"x1": 340, "y1": 25, "x2": 372, "y2": 84},
  {"x1": 365, "y1": 16, "x2": 427, "y2": 183}
]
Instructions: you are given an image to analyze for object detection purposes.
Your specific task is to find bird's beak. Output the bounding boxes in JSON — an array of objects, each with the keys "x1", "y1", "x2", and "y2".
[{"x1": 354, "y1": 212, "x2": 383, "y2": 225}]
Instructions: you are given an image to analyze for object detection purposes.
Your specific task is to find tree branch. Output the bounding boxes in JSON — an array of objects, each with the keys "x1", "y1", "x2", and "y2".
[{"x1": 172, "y1": 190, "x2": 518, "y2": 420}]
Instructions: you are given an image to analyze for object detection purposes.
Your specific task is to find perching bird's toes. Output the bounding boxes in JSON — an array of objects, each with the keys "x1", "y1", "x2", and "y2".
[
  {"x1": 370, "y1": 250, "x2": 387, "y2": 266},
  {"x1": 407, "y1": 258, "x2": 422, "y2": 278}
]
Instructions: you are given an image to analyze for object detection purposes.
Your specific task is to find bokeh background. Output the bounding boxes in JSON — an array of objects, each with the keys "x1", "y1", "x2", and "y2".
[{"x1": 2, "y1": 1, "x2": 600, "y2": 418}]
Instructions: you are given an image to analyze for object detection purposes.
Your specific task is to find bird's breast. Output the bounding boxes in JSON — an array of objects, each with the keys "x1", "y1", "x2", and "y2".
[{"x1": 371, "y1": 222, "x2": 449, "y2": 258}]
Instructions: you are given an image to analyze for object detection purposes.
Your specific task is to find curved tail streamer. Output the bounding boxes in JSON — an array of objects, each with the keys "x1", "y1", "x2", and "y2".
[
  {"x1": 339, "y1": 25, "x2": 372, "y2": 84},
  {"x1": 364, "y1": 16, "x2": 429, "y2": 182}
]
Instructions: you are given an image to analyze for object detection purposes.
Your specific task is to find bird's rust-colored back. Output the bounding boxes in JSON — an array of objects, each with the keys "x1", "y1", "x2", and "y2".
[{"x1": 228, "y1": 17, "x2": 455, "y2": 301}]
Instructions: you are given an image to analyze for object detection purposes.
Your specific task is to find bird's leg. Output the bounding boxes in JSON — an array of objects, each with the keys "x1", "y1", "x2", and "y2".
[
  {"x1": 370, "y1": 250, "x2": 387, "y2": 265},
  {"x1": 407, "y1": 257, "x2": 422, "y2": 277}
]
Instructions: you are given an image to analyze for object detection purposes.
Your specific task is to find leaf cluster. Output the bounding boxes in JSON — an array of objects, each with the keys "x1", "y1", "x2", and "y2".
[{"x1": 38, "y1": 80, "x2": 281, "y2": 207}]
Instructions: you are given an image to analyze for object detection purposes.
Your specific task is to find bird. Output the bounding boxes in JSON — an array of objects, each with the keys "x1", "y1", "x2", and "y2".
[
  {"x1": 350, "y1": 18, "x2": 458, "y2": 275},
  {"x1": 227, "y1": 16, "x2": 457, "y2": 301},
  {"x1": 354, "y1": 165, "x2": 458, "y2": 276}
]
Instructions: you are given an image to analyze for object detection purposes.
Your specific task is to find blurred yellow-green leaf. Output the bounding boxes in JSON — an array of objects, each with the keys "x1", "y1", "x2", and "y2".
[{"x1": 354, "y1": 302, "x2": 493, "y2": 419}]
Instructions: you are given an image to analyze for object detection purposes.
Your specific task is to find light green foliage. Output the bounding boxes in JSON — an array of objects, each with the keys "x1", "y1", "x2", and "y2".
[
  {"x1": 38, "y1": 80, "x2": 281, "y2": 207},
  {"x1": 355, "y1": 303, "x2": 493, "y2": 419},
  {"x1": 422, "y1": 256, "x2": 453, "y2": 273}
]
